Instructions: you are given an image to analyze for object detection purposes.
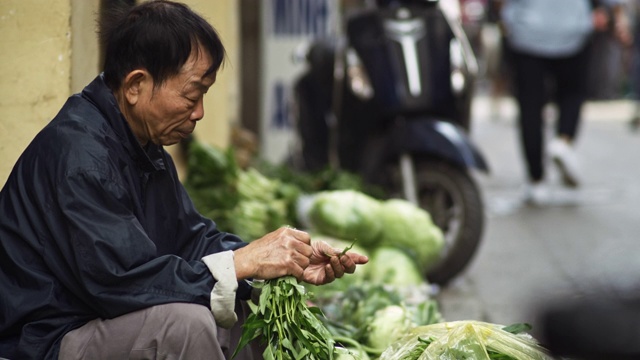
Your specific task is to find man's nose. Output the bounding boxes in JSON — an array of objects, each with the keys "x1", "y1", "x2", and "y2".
[{"x1": 191, "y1": 97, "x2": 204, "y2": 121}]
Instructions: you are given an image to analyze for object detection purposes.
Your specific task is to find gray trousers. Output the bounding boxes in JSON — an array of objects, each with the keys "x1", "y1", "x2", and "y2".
[{"x1": 58, "y1": 301, "x2": 263, "y2": 360}]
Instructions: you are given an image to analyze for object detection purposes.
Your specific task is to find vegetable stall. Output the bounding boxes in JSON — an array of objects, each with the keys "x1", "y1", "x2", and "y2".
[{"x1": 184, "y1": 140, "x2": 552, "y2": 359}]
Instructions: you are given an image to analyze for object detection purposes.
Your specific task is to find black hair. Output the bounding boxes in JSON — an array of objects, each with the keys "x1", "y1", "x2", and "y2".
[{"x1": 99, "y1": 0, "x2": 226, "y2": 91}]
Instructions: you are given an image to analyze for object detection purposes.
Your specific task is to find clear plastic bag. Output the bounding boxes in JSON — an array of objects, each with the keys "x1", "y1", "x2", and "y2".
[{"x1": 379, "y1": 320, "x2": 554, "y2": 360}]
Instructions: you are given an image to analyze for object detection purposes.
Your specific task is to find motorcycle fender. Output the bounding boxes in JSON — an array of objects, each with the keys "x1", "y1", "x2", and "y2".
[{"x1": 392, "y1": 119, "x2": 489, "y2": 172}]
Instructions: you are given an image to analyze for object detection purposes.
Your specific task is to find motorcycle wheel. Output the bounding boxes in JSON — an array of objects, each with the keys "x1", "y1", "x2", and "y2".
[{"x1": 415, "y1": 159, "x2": 484, "y2": 286}]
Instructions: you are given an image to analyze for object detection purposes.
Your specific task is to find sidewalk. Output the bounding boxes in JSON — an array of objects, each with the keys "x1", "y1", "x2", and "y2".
[
  {"x1": 435, "y1": 94, "x2": 640, "y2": 337},
  {"x1": 472, "y1": 95, "x2": 638, "y2": 124}
]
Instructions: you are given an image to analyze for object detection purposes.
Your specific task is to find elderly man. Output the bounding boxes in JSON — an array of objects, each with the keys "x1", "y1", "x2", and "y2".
[{"x1": 0, "y1": 1, "x2": 367, "y2": 359}]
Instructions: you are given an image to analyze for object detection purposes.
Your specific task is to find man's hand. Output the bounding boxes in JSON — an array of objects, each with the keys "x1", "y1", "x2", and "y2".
[
  {"x1": 232, "y1": 227, "x2": 368, "y2": 284},
  {"x1": 302, "y1": 241, "x2": 369, "y2": 285},
  {"x1": 233, "y1": 226, "x2": 313, "y2": 281}
]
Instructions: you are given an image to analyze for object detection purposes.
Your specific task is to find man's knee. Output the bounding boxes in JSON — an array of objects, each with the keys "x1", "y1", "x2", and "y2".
[
  {"x1": 135, "y1": 303, "x2": 225, "y2": 358},
  {"x1": 60, "y1": 303, "x2": 224, "y2": 359},
  {"x1": 150, "y1": 303, "x2": 218, "y2": 340}
]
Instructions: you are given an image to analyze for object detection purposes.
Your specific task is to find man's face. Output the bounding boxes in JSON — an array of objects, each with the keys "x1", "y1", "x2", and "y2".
[{"x1": 131, "y1": 46, "x2": 216, "y2": 146}]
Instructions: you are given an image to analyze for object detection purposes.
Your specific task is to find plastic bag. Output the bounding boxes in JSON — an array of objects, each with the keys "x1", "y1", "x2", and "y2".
[{"x1": 379, "y1": 320, "x2": 554, "y2": 360}]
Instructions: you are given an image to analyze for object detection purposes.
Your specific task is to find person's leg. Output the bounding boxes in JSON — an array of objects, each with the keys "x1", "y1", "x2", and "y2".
[
  {"x1": 548, "y1": 46, "x2": 589, "y2": 187},
  {"x1": 511, "y1": 49, "x2": 547, "y2": 182},
  {"x1": 553, "y1": 46, "x2": 589, "y2": 141},
  {"x1": 59, "y1": 303, "x2": 226, "y2": 360}
]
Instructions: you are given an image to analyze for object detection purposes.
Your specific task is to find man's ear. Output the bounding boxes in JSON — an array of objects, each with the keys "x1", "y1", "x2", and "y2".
[{"x1": 122, "y1": 70, "x2": 151, "y2": 105}]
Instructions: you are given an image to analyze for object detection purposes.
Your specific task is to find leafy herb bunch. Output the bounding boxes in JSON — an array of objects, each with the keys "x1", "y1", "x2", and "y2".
[{"x1": 233, "y1": 276, "x2": 336, "y2": 360}]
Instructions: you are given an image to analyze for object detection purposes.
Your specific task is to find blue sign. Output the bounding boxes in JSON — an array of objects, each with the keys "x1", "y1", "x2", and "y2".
[
  {"x1": 272, "y1": 0, "x2": 330, "y2": 36},
  {"x1": 271, "y1": 81, "x2": 292, "y2": 130}
]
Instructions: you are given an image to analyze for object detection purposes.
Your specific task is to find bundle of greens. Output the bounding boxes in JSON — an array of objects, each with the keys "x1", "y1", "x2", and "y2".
[{"x1": 232, "y1": 276, "x2": 336, "y2": 360}]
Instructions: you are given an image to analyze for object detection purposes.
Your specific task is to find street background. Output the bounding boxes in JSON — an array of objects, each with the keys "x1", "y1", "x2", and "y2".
[{"x1": 436, "y1": 90, "x2": 640, "y2": 339}]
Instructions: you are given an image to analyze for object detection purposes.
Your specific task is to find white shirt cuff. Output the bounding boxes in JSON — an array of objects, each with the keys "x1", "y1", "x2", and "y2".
[{"x1": 202, "y1": 250, "x2": 238, "y2": 329}]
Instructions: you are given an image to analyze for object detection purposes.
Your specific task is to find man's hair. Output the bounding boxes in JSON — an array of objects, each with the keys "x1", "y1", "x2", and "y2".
[{"x1": 99, "y1": 0, "x2": 226, "y2": 90}]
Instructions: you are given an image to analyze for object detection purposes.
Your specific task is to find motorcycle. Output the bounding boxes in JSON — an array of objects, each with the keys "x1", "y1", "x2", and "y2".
[{"x1": 292, "y1": 0, "x2": 489, "y2": 286}]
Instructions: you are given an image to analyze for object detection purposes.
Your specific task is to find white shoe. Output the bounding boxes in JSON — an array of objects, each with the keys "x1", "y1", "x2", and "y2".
[
  {"x1": 524, "y1": 182, "x2": 550, "y2": 206},
  {"x1": 549, "y1": 138, "x2": 580, "y2": 188}
]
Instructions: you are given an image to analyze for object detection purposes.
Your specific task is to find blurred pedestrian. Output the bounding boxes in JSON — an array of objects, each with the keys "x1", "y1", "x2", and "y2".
[
  {"x1": 500, "y1": 0, "x2": 630, "y2": 204},
  {"x1": 588, "y1": 0, "x2": 635, "y2": 101}
]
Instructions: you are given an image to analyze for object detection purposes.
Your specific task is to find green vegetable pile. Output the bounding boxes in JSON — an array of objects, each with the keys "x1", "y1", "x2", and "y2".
[
  {"x1": 185, "y1": 140, "x2": 552, "y2": 360},
  {"x1": 235, "y1": 276, "x2": 552, "y2": 360},
  {"x1": 312, "y1": 282, "x2": 443, "y2": 358},
  {"x1": 377, "y1": 199, "x2": 445, "y2": 271},
  {"x1": 184, "y1": 140, "x2": 299, "y2": 241},
  {"x1": 306, "y1": 190, "x2": 445, "y2": 282},
  {"x1": 184, "y1": 140, "x2": 378, "y2": 242},
  {"x1": 308, "y1": 190, "x2": 384, "y2": 247}
]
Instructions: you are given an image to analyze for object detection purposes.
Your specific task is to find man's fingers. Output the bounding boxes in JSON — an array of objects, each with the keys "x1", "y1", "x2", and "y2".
[
  {"x1": 336, "y1": 254, "x2": 355, "y2": 275},
  {"x1": 328, "y1": 255, "x2": 345, "y2": 278},
  {"x1": 292, "y1": 241, "x2": 313, "y2": 258},
  {"x1": 291, "y1": 250, "x2": 310, "y2": 270},
  {"x1": 345, "y1": 252, "x2": 369, "y2": 265},
  {"x1": 324, "y1": 263, "x2": 335, "y2": 283},
  {"x1": 284, "y1": 226, "x2": 311, "y2": 244},
  {"x1": 290, "y1": 263, "x2": 305, "y2": 281}
]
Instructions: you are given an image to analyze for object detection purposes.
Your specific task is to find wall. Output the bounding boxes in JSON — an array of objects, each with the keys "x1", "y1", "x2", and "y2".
[
  {"x1": 184, "y1": 0, "x2": 240, "y2": 149},
  {"x1": 0, "y1": 0, "x2": 73, "y2": 187},
  {"x1": 0, "y1": 0, "x2": 239, "y2": 187},
  {"x1": 71, "y1": 0, "x2": 101, "y2": 94}
]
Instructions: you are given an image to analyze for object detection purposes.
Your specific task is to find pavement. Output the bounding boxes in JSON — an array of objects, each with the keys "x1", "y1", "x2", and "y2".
[{"x1": 434, "y1": 94, "x2": 640, "y2": 339}]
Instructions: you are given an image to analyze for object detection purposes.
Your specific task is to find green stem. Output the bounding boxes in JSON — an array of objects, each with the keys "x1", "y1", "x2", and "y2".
[{"x1": 332, "y1": 336, "x2": 383, "y2": 356}]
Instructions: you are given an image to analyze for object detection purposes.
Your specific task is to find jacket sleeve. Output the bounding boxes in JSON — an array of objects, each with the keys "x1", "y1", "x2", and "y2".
[
  {"x1": 173, "y1": 180, "x2": 248, "y2": 260},
  {"x1": 52, "y1": 168, "x2": 215, "y2": 319},
  {"x1": 161, "y1": 149, "x2": 254, "y2": 296},
  {"x1": 172, "y1": 179, "x2": 255, "y2": 310}
]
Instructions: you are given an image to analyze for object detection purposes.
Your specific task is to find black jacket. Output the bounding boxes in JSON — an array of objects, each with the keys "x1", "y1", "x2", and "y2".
[{"x1": 0, "y1": 75, "x2": 248, "y2": 359}]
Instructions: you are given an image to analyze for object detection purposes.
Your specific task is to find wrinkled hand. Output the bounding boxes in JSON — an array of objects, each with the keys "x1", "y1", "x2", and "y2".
[
  {"x1": 233, "y1": 226, "x2": 313, "y2": 281},
  {"x1": 302, "y1": 241, "x2": 369, "y2": 285},
  {"x1": 233, "y1": 227, "x2": 368, "y2": 284}
]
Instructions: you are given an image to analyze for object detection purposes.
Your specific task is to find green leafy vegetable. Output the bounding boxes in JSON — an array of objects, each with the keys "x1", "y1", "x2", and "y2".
[
  {"x1": 365, "y1": 305, "x2": 414, "y2": 352},
  {"x1": 311, "y1": 282, "x2": 442, "y2": 359},
  {"x1": 184, "y1": 140, "x2": 299, "y2": 241},
  {"x1": 377, "y1": 199, "x2": 445, "y2": 272},
  {"x1": 232, "y1": 276, "x2": 336, "y2": 360},
  {"x1": 364, "y1": 246, "x2": 424, "y2": 287},
  {"x1": 253, "y1": 161, "x2": 384, "y2": 198},
  {"x1": 334, "y1": 345, "x2": 371, "y2": 360},
  {"x1": 308, "y1": 190, "x2": 383, "y2": 247}
]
